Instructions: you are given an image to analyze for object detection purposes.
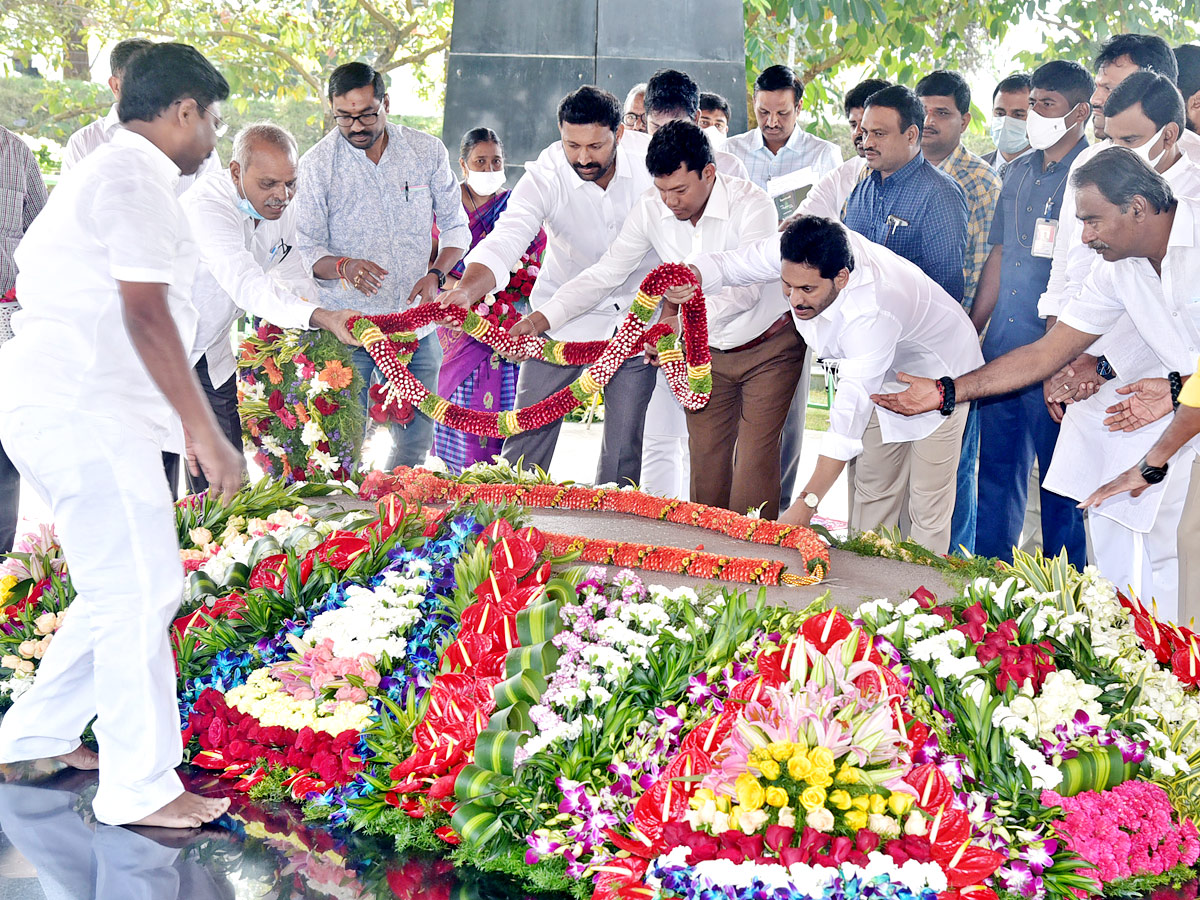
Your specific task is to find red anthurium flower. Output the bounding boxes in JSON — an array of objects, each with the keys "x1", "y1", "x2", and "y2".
[
  {"x1": 801, "y1": 609, "x2": 853, "y2": 653},
  {"x1": 474, "y1": 571, "x2": 518, "y2": 606},
  {"x1": 943, "y1": 886, "x2": 1000, "y2": 900},
  {"x1": 248, "y1": 554, "x2": 288, "y2": 591},
  {"x1": 1171, "y1": 639, "x2": 1200, "y2": 686},
  {"x1": 515, "y1": 525, "x2": 546, "y2": 552},
  {"x1": 728, "y1": 675, "x2": 769, "y2": 706},
  {"x1": 681, "y1": 712, "x2": 738, "y2": 755},
  {"x1": 630, "y1": 776, "x2": 691, "y2": 852},
  {"x1": 478, "y1": 519, "x2": 518, "y2": 544},
  {"x1": 191, "y1": 750, "x2": 228, "y2": 770},
  {"x1": 519, "y1": 561, "x2": 553, "y2": 587},
  {"x1": 499, "y1": 583, "x2": 544, "y2": 616},
  {"x1": 934, "y1": 842, "x2": 1007, "y2": 889},
  {"x1": 928, "y1": 807, "x2": 971, "y2": 855},
  {"x1": 433, "y1": 826, "x2": 461, "y2": 845},
  {"x1": 663, "y1": 748, "x2": 713, "y2": 798},
  {"x1": 904, "y1": 764, "x2": 953, "y2": 813},
  {"x1": 591, "y1": 857, "x2": 649, "y2": 900},
  {"x1": 491, "y1": 536, "x2": 538, "y2": 578},
  {"x1": 1132, "y1": 612, "x2": 1174, "y2": 664}
]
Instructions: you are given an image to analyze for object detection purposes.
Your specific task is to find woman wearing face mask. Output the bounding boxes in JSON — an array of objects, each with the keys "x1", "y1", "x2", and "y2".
[{"x1": 431, "y1": 127, "x2": 547, "y2": 474}]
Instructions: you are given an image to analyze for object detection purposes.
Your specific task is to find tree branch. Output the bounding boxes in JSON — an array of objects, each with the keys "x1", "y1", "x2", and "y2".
[
  {"x1": 208, "y1": 28, "x2": 324, "y2": 97},
  {"x1": 377, "y1": 32, "x2": 451, "y2": 73}
]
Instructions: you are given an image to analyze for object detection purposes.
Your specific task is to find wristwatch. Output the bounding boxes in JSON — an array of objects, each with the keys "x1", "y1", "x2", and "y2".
[
  {"x1": 802, "y1": 492, "x2": 820, "y2": 510},
  {"x1": 1095, "y1": 355, "x2": 1116, "y2": 381},
  {"x1": 1138, "y1": 455, "x2": 1169, "y2": 485},
  {"x1": 428, "y1": 267, "x2": 447, "y2": 289}
]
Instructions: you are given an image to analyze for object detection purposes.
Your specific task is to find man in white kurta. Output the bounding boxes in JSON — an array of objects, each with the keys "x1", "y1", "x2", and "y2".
[
  {"x1": 0, "y1": 43, "x2": 240, "y2": 828},
  {"x1": 694, "y1": 217, "x2": 983, "y2": 552}
]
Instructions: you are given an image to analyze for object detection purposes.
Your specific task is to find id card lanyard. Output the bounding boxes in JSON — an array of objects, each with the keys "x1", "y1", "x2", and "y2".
[{"x1": 1032, "y1": 196, "x2": 1058, "y2": 259}]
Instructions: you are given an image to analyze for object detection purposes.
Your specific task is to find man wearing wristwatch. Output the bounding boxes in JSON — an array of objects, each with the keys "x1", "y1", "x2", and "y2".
[
  {"x1": 295, "y1": 62, "x2": 469, "y2": 469},
  {"x1": 874, "y1": 148, "x2": 1200, "y2": 622}
]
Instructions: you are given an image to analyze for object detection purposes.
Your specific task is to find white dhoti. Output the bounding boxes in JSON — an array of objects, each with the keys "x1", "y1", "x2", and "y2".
[
  {"x1": 639, "y1": 369, "x2": 690, "y2": 499},
  {"x1": 0, "y1": 407, "x2": 185, "y2": 824}
]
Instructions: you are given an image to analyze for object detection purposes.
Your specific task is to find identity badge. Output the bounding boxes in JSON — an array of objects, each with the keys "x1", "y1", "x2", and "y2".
[{"x1": 1032, "y1": 217, "x2": 1058, "y2": 259}]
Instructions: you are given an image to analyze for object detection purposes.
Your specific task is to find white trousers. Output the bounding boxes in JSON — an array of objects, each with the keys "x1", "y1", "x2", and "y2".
[
  {"x1": 0, "y1": 408, "x2": 185, "y2": 824},
  {"x1": 639, "y1": 370, "x2": 690, "y2": 499},
  {"x1": 1086, "y1": 457, "x2": 1189, "y2": 623}
]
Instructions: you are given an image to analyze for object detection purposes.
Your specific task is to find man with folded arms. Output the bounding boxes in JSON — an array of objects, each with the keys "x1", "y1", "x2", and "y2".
[
  {"x1": 874, "y1": 149, "x2": 1200, "y2": 622},
  {"x1": 530, "y1": 121, "x2": 802, "y2": 517},
  {"x1": 692, "y1": 215, "x2": 982, "y2": 552}
]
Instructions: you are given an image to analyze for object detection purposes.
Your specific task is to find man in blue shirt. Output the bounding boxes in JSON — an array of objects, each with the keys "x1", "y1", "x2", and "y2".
[
  {"x1": 967, "y1": 60, "x2": 1093, "y2": 567},
  {"x1": 844, "y1": 85, "x2": 969, "y2": 301}
]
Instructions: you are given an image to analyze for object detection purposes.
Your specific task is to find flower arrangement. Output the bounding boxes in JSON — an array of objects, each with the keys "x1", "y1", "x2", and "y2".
[
  {"x1": 494, "y1": 251, "x2": 539, "y2": 314},
  {"x1": 350, "y1": 262, "x2": 713, "y2": 439},
  {"x1": 237, "y1": 324, "x2": 365, "y2": 484}
]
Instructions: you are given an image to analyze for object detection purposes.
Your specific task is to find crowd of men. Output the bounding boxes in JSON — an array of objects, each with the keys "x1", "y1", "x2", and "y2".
[{"x1": 3, "y1": 32, "x2": 1200, "y2": 829}]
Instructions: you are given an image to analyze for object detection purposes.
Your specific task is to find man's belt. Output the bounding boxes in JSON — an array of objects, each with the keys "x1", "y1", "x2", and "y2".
[{"x1": 714, "y1": 313, "x2": 793, "y2": 354}]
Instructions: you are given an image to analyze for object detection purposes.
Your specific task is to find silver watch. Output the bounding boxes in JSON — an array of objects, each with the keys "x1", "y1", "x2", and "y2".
[{"x1": 802, "y1": 492, "x2": 820, "y2": 510}]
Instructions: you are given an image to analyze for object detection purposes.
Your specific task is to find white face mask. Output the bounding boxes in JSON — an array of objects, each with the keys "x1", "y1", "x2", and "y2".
[
  {"x1": 1131, "y1": 126, "x2": 1168, "y2": 169},
  {"x1": 1025, "y1": 105, "x2": 1082, "y2": 150},
  {"x1": 989, "y1": 116, "x2": 1029, "y2": 155},
  {"x1": 465, "y1": 169, "x2": 506, "y2": 196}
]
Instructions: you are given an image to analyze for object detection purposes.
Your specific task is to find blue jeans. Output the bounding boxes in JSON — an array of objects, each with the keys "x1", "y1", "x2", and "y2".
[
  {"x1": 976, "y1": 386, "x2": 1086, "y2": 567},
  {"x1": 352, "y1": 337, "x2": 443, "y2": 470},
  {"x1": 949, "y1": 404, "x2": 979, "y2": 555}
]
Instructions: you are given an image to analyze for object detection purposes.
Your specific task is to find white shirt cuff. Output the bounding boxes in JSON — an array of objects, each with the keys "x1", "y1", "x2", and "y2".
[{"x1": 820, "y1": 430, "x2": 863, "y2": 462}]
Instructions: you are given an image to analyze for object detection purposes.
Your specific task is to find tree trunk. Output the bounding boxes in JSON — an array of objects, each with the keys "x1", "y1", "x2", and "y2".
[{"x1": 62, "y1": 24, "x2": 90, "y2": 81}]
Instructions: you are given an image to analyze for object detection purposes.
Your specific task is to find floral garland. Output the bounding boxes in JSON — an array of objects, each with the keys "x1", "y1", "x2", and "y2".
[
  {"x1": 349, "y1": 263, "x2": 713, "y2": 439},
  {"x1": 238, "y1": 324, "x2": 366, "y2": 484},
  {"x1": 360, "y1": 465, "x2": 830, "y2": 585}
]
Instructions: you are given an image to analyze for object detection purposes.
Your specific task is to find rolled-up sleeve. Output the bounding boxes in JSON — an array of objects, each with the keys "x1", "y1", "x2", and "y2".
[
  {"x1": 93, "y1": 174, "x2": 180, "y2": 283},
  {"x1": 295, "y1": 152, "x2": 332, "y2": 277},
  {"x1": 466, "y1": 166, "x2": 551, "y2": 292},
  {"x1": 693, "y1": 233, "x2": 782, "y2": 295},
  {"x1": 430, "y1": 142, "x2": 470, "y2": 250},
  {"x1": 822, "y1": 309, "x2": 903, "y2": 461}
]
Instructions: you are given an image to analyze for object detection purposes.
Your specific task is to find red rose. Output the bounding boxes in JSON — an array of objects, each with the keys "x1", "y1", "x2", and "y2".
[
  {"x1": 267, "y1": 390, "x2": 284, "y2": 412},
  {"x1": 294, "y1": 727, "x2": 317, "y2": 754},
  {"x1": 206, "y1": 718, "x2": 227, "y2": 748},
  {"x1": 313, "y1": 396, "x2": 340, "y2": 416}
]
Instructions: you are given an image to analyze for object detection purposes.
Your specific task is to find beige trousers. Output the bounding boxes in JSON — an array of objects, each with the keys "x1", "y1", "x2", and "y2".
[
  {"x1": 1178, "y1": 455, "x2": 1200, "y2": 625},
  {"x1": 852, "y1": 404, "x2": 970, "y2": 555}
]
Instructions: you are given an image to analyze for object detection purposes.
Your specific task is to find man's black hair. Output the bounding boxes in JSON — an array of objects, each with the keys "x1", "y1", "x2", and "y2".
[
  {"x1": 1104, "y1": 71, "x2": 1186, "y2": 135},
  {"x1": 1175, "y1": 45, "x2": 1200, "y2": 101},
  {"x1": 328, "y1": 62, "x2": 385, "y2": 103},
  {"x1": 915, "y1": 70, "x2": 971, "y2": 115},
  {"x1": 645, "y1": 120, "x2": 714, "y2": 177},
  {"x1": 1094, "y1": 33, "x2": 1178, "y2": 83},
  {"x1": 992, "y1": 72, "x2": 1032, "y2": 102},
  {"x1": 699, "y1": 92, "x2": 731, "y2": 118},
  {"x1": 1071, "y1": 146, "x2": 1178, "y2": 213},
  {"x1": 110, "y1": 38, "x2": 153, "y2": 78},
  {"x1": 1030, "y1": 60, "x2": 1095, "y2": 108},
  {"x1": 863, "y1": 85, "x2": 927, "y2": 136},
  {"x1": 754, "y1": 64, "x2": 801, "y2": 103},
  {"x1": 117, "y1": 43, "x2": 229, "y2": 124},
  {"x1": 843, "y1": 79, "x2": 891, "y2": 116},
  {"x1": 645, "y1": 69, "x2": 700, "y2": 118},
  {"x1": 557, "y1": 85, "x2": 622, "y2": 132},
  {"x1": 780, "y1": 216, "x2": 855, "y2": 278}
]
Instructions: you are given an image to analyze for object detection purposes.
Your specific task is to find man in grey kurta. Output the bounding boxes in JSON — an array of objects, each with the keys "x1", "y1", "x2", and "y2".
[{"x1": 295, "y1": 62, "x2": 469, "y2": 469}]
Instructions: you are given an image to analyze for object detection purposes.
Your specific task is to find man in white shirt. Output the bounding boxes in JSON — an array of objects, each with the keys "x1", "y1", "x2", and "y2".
[
  {"x1": 632, "y1": 68, "x2": 749, "y2": 497},
  {"x1": 875, "y1": 149, "x2": 1200, "y2": 621},
  {"x1": 1040, "y1": 77, "x2": 1200, "y2": 613},
  {"x1": 62, "y1": 37, "x2": 221, "y2": 194},
  {"x1": 440, "y1": 86, "x2": 659, "y2": 486},
  {"x1": 182, "y1": 123, "x2": 362, "y2": 491},
  {"x1": 534, "y1": 121, "x2": 803, "y2": 517},
  {"x1": 694, "y1": 217, "x2": 982, "y2": 551},
  {"x1": 798, "y1": 78, "x2": 891, "y2": 220},
  {"x1": 0, "y1": 43, "x2": 240, "y2": 829}
]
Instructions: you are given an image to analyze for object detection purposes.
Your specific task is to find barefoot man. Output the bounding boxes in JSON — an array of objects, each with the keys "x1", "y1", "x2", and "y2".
[{"x1": 0, "y1": 43, "x2": 242, "y2": 828}]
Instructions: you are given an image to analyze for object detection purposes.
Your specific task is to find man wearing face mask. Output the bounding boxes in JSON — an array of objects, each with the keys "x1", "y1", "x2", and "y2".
[
  {"x1": 984, "y1": 73, "x2": 1034, "y2": 179},
  {"x1": 965, "y1": 60, "x2": 1092, "y2": 571},
  {"x1": 439, "y1": 86, "x2": 659, "y2": 485},
  {"x1": 1037, "y1": 73, "x2": 1200, "y2": 611},
  {"x1": 181, "y1": 123, "x2": 363, "y2": 492}
]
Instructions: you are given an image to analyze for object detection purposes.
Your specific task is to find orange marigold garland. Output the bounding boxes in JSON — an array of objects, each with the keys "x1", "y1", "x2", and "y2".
[
  {"x1": 358, "y1": 466, "x2": 830, "y2": 587},
  {"x1": 348, "y1": 264, "x2": 712, "y2": 440}
]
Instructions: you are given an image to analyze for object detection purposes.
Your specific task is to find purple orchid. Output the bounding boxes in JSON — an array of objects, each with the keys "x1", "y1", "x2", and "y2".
[
  {"x1": 556, "y1": 777, "x2": 592, "y2": 816},
  {"x1": 525, "y1": 830, "x2": 561, "y2": 865},
  {"x1": 687, "y1": 673, "x2": 715, "y2": 705}
]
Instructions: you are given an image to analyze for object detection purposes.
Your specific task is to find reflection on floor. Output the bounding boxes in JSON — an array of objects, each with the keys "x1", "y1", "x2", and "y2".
[{"x1": 0, "y1": 765, "x2": 557, "y2": 900}]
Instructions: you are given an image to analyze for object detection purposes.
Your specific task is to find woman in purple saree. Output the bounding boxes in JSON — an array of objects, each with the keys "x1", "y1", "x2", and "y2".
[{"x1": 432, "y1": 128, "x2": 546, "y2": 474}]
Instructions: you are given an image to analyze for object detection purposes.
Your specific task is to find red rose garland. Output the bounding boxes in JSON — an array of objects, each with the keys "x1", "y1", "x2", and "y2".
[{"x1": 348, "y1": 263, "x2": 712, "y2": 440}]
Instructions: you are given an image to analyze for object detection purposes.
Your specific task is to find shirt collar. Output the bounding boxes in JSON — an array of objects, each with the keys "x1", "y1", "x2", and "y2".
[
  {"x1": 937, "y1": 143, "x2": 971, "y2": 173},
  {"x1": 659, "y1": 173, "x2": 730, "y2": 221},
  {"x1": 103, "y1": 105, "x2": 121, "y2": 133},
  {"x1": 109, "y1": 128, "x2": 182, "y2": 184},
  {"x1": 1033, "y1": 136, "x2": 1088, "y2": 173}
]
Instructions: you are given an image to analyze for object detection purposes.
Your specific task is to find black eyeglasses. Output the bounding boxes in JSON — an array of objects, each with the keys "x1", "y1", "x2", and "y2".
[
  {"x1": 334, "y1": 109, "x2": 382, "y2": 127},
  {"x1": 199, "y1": 104, "x2": 228, "y2": 138},
  {"x1": 623, "y1": 112, "x2": 646, "y2": 128}
]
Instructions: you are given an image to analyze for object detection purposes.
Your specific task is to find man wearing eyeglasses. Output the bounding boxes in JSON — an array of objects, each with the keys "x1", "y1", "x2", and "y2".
[
  {"x1": 624, "y1": 83, "x2": 648, "y2": 133},
  {"x1": 295, "y1": 62, "x2": 470, "y2": 470}
]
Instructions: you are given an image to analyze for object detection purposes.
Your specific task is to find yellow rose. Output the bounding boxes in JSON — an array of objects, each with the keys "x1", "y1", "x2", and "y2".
[
  {"x1": 809, "y1": 747, "x2": 836, "y2": 773},
  {"x1": 788, "y1": 754, "x2": 814, "y2": 781},
  {"x1": 868, "y1": 793, "x2": 887, "y2": 815},
  {"x1": 729, "y1": 806, "x2": 741, "y2": 832},
  {"x1": 756, "y1": 758, "x2": 782, "y2": 781},
  {"x1": 852, "y1": 795, "x2": 870, "y2": 811},
  {"x1": 768, "y1": 741, "x2": 794, "y2": 762},
  {"x1": 736, "y1": 772, "x2": 766, "y2": 812},
  {"x1": 716, "y1": 794, "x2": 731, "y2": 813},
  {"x1": 828, "y1": 789, "x2": 853, "y2": 810},
  {"x1": 844, "y1": 809, "x2": 869, "y2": 830},
  {"x1": 836, "y1": 761, "x2": 861, "y2": 784},
  {"x1": 690, "y1": 787, "x2": 716, "y2": 810},
  {"x1": 888, "y1": 792, "x2": 916, "y2": 816},
  {"x1": 765, "y1": 786, "x2": 789, "y2": 808},
  {"x1": 799, "y1": 786, "x2": 827, "y2": 813},
  {"x1": 808, "y1": 770, "x2": 834, "y2": 789},
  {"x1": 748, "y1": 747, "x2": 772, "y2": 765}
]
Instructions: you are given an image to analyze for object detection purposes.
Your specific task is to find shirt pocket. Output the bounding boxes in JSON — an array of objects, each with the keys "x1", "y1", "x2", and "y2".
[{"x1": 0, "y1": 188, "x2": 23, "y2": 237}]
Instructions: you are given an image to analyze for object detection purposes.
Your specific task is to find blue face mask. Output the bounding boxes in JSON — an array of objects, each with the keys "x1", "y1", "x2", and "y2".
[{"x1": 235, "y1": 181, "x2": 266, "y2": 220}]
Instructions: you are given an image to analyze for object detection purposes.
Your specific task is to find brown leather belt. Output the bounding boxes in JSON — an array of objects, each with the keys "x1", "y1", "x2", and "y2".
[{"x1": 714, "y1": 312, "x2": 793, "y2": 354}]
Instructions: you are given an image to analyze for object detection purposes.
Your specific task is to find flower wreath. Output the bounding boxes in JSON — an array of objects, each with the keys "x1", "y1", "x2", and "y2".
[{"x1": 348, "y1": 263, "x2": 712, "y2": 439}]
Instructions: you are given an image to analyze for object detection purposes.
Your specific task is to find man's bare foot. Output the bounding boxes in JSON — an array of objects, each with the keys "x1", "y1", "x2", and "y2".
[
  {"x1": 129, "y1": 792, "x2": 230, "y2": 829},
  {"x1": 54, "y1": 745, "x2": 99, "y2": 770}
]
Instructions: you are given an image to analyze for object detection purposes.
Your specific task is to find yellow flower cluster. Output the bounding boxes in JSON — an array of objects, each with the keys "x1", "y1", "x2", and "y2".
[
  {"x1": 224, "y1": 668, "x2": 374, "y2": 735},
  {"x1": 0, "y1": 574, "x2": 18, "y2": 603}
]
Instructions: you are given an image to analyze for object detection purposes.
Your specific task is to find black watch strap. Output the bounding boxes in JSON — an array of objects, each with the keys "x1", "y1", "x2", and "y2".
[
  {"x1": 428, "y1": 267, "x2": 447, "y2": 289},
  {"x1": 1170, "y1": 371, "x2": 1184, "y2": 410},
  {"x1": 1138, "y1": 455, "x2": 1169, "y2": 484},
  {"x1": 937, "y1": 376, "x2": 956, "y2": 417}
]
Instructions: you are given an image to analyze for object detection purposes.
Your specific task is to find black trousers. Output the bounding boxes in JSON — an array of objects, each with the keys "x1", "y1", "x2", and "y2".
[{"x1": 0, "y1": 438, "x2": 19, "y2": 553}]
